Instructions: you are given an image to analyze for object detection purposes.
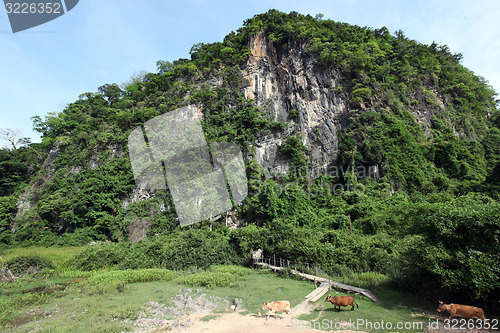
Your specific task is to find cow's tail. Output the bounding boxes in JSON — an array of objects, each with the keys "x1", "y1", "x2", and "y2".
[{"x1": 354, "y1": 300, "x2": 359, "y2": 308}]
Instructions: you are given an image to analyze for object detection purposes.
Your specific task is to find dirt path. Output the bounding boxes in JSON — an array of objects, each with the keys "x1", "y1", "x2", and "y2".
[
  {"x1": 176, "y1": 312, "x2": 365, "y2": 333},
  {"x1": 291, "y1": 298, "x2": 316, "y2": 317},
  {"x1": 129, "y1": 291, "x2": 367, "y2": 333},
  {"x1": 175, "y1": 299, "x2": 366, "y2": 333}
]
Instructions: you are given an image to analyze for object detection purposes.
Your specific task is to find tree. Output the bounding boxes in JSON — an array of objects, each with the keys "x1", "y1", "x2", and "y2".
[
  {"x1": 156, "y1": 60, "x2": 174, "y2": 74},
  {"x1": 120, "y1": 70, "x2": 148, "y2": 89},
  {"x1": 17, "y1": 137, "x2": 42, "y2": 159},
  {"x1": 0, "y1": 128, "x2": 22, "y2": 150},
  {"x1": 0, "y1": 128, "x2": 43, "y2": 160},
  {"x1": 98, "y1": 83, "x2": 123, "y2": 101},
  {"x1": 31, "y1": 116, "x2": 47, "y2": 136}
]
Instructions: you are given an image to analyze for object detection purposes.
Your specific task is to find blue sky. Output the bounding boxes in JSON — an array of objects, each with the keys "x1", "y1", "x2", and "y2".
[{"x1": 1, "y1": 0, "x2": 499, "y2": 144}]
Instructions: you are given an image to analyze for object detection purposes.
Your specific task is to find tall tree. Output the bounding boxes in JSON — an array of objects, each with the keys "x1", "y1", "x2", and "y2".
[{"x1": 0, "y1": 128, "x2": 21, "y2": 150}]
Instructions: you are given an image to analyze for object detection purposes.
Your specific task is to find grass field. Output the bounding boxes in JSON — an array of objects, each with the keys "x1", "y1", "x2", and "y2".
[
  {"x1": 0, "y1": 246, "x2": 84, "y2": 269},
  {"x1": 1, "y1": 269, "x2": 317, "y2": 332},
  {"x1": 1, "y1": 273, "x2": 437, "y2": 333},
  {"x1": 0, "y1": 246, "x2": 487, "y2": 332}
]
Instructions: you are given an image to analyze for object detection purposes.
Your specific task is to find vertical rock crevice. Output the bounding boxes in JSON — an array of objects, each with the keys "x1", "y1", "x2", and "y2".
[{"x1": 243, "y1": 31, "x2": 349, "y2": 178}]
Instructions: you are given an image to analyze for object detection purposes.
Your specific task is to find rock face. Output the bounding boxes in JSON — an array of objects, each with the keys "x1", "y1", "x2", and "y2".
[
  {"x1": 14, "y1": 146, "x2": 60, "y2": 224},
  {"x1": 242, "y1": 32, "x2": 349, "y2": 178}
]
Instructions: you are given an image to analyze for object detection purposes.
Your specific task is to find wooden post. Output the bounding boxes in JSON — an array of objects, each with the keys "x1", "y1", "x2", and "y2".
[
  {"x1": 314, "y1": 278, "x2": 317, "y2": 288},
  {"x1": 329, "y1": 279, "x2": 331, "y2": 291}
]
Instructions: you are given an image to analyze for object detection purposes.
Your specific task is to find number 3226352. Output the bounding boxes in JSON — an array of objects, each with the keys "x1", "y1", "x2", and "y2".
[
  {"x1": 5, "y1": 2, "x2": 62, "y2": 14},
  {"x1": 443, "y1": 318, "x2": 498, "y2": 330}
]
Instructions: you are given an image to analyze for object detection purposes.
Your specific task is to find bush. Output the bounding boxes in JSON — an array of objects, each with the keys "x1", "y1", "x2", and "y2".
[
  {"x1": 176, "y1": 271, "x2": 238, "y2": 287},
  {"x1": 208, "y1": 264, "x2": 252, "y2": 276},
  {"x1": 69, "y1": 229, "x2": 242, "y2": 271},
  {"x1": 83, "y1": 269, "x2": 176, "y2": 294},
  {"x1": 396, "y1": 195, "x2": 500, "y2": 311},
  {"x1": 71, "y1": 242, "x2": 129, "y2": 271},
  {"x1": 6, "y1": 255, "x2": 54, "y2": 276}
]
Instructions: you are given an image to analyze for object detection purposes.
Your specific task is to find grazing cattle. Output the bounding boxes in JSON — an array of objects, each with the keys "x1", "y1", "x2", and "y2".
[
  {"x1": 325, "y1": 294, "x2": 358, "y2": 312},
  {"x1": 437, "y1": 301, "x2": 485, "y2": 320},
  {"x1": 262, "y1": 301, "x2": 291, "y2": 319}
]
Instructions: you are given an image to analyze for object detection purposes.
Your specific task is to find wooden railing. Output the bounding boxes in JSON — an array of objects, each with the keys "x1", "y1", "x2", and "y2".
[{"x1": 253, "y1": 255, "x2": 378, "y2": 302}]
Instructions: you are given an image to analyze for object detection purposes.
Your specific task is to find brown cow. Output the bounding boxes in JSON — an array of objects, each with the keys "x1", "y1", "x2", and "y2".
[
  {"x1": 437, "y1": 301, "x2": 485, "y2": 320},
  {"x1": 262, "y1": 301, "x2": 291, "y2": 319},
  {"x1": 325, "y1": 294, "x2": 358, "y2": 311}
]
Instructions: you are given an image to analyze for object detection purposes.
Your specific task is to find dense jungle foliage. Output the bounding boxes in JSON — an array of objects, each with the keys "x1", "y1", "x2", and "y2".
[{"x1": 1, "y1": 10, "x2": 499, "y2": 312}]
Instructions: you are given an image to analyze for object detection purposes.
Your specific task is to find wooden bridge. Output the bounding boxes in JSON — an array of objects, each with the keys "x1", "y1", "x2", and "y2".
[{"x1": 253, "y1": 256, "x2": 378, "y2": 302}]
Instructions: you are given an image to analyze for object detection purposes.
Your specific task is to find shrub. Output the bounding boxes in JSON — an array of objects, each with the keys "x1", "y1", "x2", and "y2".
[
  {"x1": 70, "y1": 242, "x2": 129, "y2": 271},
  {"x1": 208, "y1": 264, "x2": 252, "y2": 276},
  {"x1": 176, "y1": 271, "x2": 237, "y2": 287},
  {"x1": 69, "y1": 229, "x2": 242, "y2": 271},
  {"x1": 396, "y1": 195, "x2": 500, "y2": 311},
  {"x1": 83, "y1": 269, "x2": 176, "y2": 294},
  {"x1": 289, "y1": 109, "x2": 299, "y2": 118},
  {"x1": 6, "y1": 255, "x2": 54, "y2": 276}
]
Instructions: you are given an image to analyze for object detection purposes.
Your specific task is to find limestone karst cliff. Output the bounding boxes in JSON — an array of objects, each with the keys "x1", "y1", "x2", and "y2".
[
  {"x1": 2, "y1": 10, "x2": 498, "y2": 243},
  {"x1": 242, "y1": 31, "x2": 348, "y2": 177}
]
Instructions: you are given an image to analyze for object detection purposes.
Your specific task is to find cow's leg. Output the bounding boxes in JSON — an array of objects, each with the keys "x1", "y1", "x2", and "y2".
[
  {"x1": 449, "y1": 309, "x2": 457, "y2": 320},
  {"x1": 351, "y1": 305, "x2": 355, "y2": 311}
]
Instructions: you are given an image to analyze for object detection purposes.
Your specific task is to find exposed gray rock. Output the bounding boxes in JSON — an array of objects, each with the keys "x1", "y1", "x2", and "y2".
[
  {"x1": 14, "y1": 146, "x2": 60, "y2": 223},
  {"x1": 243, "y1": 31, "x2": 349, "y2": 179}
]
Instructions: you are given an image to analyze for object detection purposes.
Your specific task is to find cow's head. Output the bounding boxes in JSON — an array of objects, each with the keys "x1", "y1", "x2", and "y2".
[{"x1": 437, "y1": 301, "x2": 445, "y2": 312}]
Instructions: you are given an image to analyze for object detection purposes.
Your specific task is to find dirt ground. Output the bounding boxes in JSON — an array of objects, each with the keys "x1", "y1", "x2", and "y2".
[
  {"x1": 178, "y1": 311, "x2": 364, "y2": 333},
  {"x1": 147, "y1": 299, "x2": 366, "y2": 333},
  {"x1": 128, "y1": 290, "x2": 493, "y2": 333},
  {"x1": 175, "y1": 310, "x2": 493, "y2": 333}
]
